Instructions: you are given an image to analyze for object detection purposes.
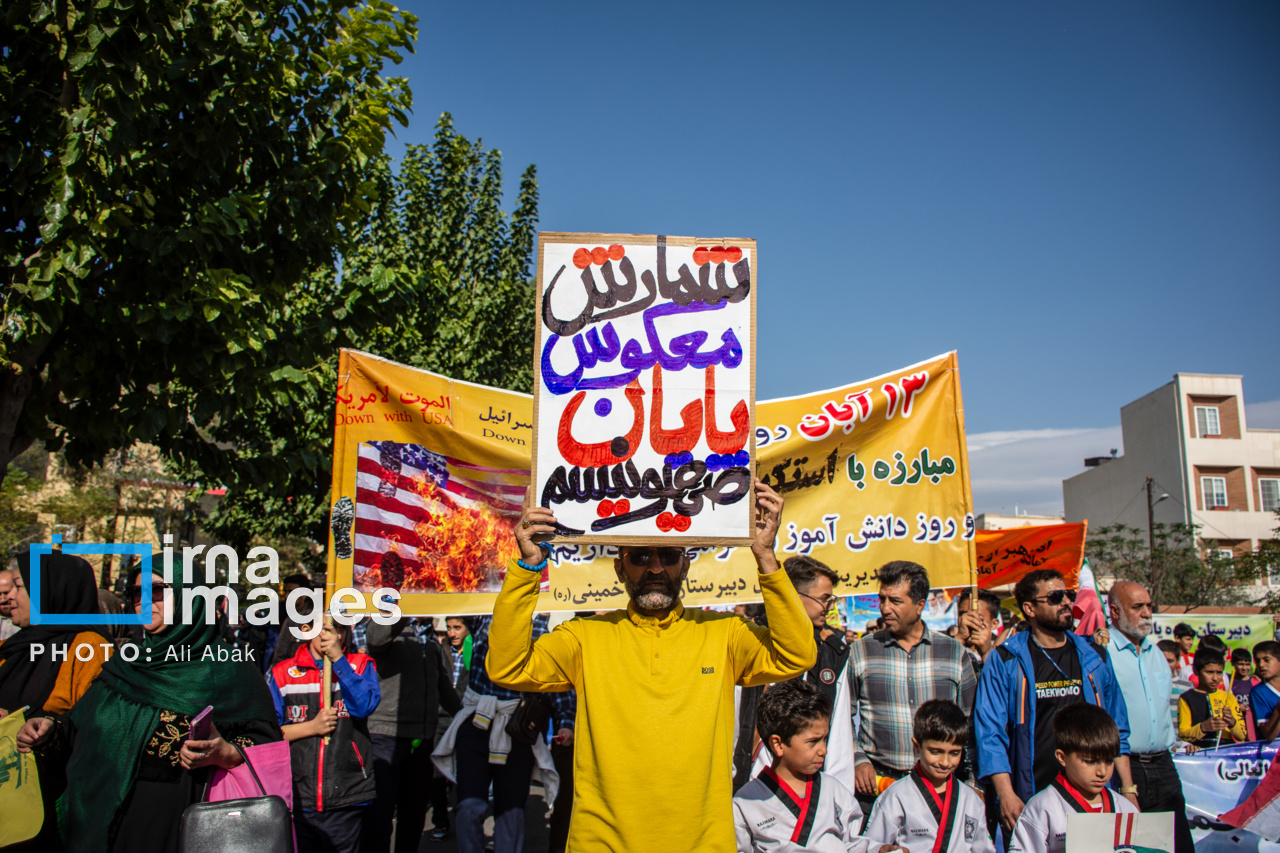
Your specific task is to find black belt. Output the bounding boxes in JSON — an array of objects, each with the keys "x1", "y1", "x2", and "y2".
[{"x1": 1132, "y1": 751, "x2": 1170, "y2": 763}]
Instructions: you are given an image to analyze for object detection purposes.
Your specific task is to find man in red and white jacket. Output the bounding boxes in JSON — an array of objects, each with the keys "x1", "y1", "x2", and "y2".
[{"x1": 269, "y1": 620, "x2": 381, "y2": 853}]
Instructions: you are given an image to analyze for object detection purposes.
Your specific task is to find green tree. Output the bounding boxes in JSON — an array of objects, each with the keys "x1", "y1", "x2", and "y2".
[
  {"x1": 1, "y1": 0, "x2": 418, "y2": 494},
  {"x1": 1087, "y1": 522, "x2": 1270, "y2": 611},
  {"x1": 1226, "y1": 510, "x2": 1280, "y2": 614},
  {"x1": 0, "y1": 447, "x2": 46, "y2": 559},
  {"x1": 201, "y1": 114, "x2": 539, "y2": 551}
]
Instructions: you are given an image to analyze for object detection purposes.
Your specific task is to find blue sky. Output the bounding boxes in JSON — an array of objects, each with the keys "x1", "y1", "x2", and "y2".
[{"x1": 386, "y1": 1, "x2": 1279, "y2": 512}]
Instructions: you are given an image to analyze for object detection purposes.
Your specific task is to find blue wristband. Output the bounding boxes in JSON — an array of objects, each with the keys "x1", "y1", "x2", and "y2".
[{"x1": 517, "y1": 552, "x2": 549, "y2": 572}]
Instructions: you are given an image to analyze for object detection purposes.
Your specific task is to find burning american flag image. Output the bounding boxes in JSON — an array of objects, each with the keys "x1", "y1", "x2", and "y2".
[{"x1": 352, "y1": 440, "x2": 538, "y2": 593}]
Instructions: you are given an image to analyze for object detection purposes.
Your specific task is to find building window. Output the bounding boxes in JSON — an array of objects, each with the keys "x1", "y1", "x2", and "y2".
[
  {"x1": 1214, "y1": 548, "x2": 1234, "y2": 562},
  {"x1": 1261, "y1": 478, "x2": 1280, "y2": 513},
  {"x1": 1202, "y1": 476, "x2": 1228, "y2": 508},
  {"x1": 1195, "y1": 405, "x2": 1221, "y2": 437}
]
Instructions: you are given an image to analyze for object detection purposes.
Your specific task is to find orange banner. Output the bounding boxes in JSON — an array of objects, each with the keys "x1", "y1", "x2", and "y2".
[{"x1": 974, "y1": 521, "x2": 1088, "y2": 590}]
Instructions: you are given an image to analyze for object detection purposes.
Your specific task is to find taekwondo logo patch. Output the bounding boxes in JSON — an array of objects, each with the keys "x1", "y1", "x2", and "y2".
[
  {"x1": 288, "y1": 666, "x2": 305, "y2": 678},
  {"x1": 819, "y1": 668, "x2": 836, "y2": 684},
  {"x1": 965, "y1": 816, "x2": 977, "y2": 842}
]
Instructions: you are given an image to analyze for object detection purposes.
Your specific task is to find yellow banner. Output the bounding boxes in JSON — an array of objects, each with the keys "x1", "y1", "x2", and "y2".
[
  {"x1": 326, "y1": 350, "x2": 974, "y2": 614},
  {"x1": 0, "y1": 710, "x2": 43, "y2": 846}
]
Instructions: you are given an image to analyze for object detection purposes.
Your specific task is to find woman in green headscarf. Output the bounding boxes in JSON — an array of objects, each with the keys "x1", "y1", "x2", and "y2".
[{"x1": 18, "y1": 566, "x2": 282, "y2": 852}]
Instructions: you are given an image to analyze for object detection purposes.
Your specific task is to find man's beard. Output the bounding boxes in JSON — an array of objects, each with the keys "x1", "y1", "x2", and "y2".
[
  {"x1": 626, "y1": 574, "x2": 681, "y2": 611},
  {"x1": 1041, "y1": 607, "x2": 1075, "y2": 632},
  {"x1": 1115, "y1": 609, "x2": 1153, "y2": 640}
]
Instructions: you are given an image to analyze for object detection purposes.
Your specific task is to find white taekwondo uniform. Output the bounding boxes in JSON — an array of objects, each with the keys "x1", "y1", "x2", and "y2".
[
  {"x1": 1007, "y1": 775, "x2": 1137, "y2": 853},
  {"x1": 750, "y1": 655, "x2": 859, "y2": 792},
  {"x1": 734, "y1": 768, "x2": 878, "y2": 853},
  {"x1": 864, "y1": 768, "x2": 994, "y2": 853}
]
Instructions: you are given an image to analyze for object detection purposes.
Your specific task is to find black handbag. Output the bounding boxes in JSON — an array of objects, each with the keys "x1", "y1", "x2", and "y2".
[
  {"x1": 179, "y1": 744, "x2": 292, "y2": 853},
  {"x1": 504, "y1": 693, "x2": 552, "y2": 746}
]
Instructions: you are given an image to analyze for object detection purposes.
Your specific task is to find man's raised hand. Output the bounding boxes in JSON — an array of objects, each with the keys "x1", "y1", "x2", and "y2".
[
  {"x1": 516, "y1": 487, "x2": 557, "y2": 564},
  {"x1": 750, "y1": 479, "x2": 784, "y2": 573}
]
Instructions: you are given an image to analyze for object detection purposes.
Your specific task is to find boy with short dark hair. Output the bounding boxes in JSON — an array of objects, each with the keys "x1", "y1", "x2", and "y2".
[
  {"x1": 1007, "y1": 704, "x2": 1137, "y2": 853},
  {"x1": 1229, "y1": 648, "x2": 1260, "y2": 741},
  {"x1": 1250, "y1": 640, "x2": 1280, "y2": 741},
  {"x1": 1173, "y1": 623, "x2": 1197, "y2": 680},
  {"x1": 864, "y1": 700, "x2": 994, "y2": 852},
  {"x1": 1178, "y1": 648, "x2": 1247, "y2": 747},
  {"x1": 733, "y1": 680, "x2": 901, "y2": 853},
  {"x1": 1157, "y1": 639, "x2": 1193, "y2": 731}
]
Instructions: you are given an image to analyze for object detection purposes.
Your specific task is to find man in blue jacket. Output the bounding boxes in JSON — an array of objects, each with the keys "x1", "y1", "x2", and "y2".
[{"x1": 974, "y1": 569, "x2": 1138, "y2": 837}]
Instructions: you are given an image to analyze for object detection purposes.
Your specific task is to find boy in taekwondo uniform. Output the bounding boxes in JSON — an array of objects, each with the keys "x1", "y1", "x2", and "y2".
[
  {"x1": 1007, "y1": 703, "x2": 1137, "y2": 853},
  {"x1": 734, "y1": 679, "x2": 903, "y2": 853},
  {"x1": 864, "y1": 700, "x2": 994, "y2": 853}
]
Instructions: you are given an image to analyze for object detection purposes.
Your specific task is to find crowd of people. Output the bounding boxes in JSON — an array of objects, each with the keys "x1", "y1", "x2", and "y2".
[{"x1": 1, "y1": 480, "x2": 1278, "y2": 853}]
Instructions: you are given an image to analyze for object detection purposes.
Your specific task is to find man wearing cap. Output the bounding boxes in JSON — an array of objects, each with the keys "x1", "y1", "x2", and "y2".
[{"x1": 486, "y1": 479, "x2": 815, "y2": 852}]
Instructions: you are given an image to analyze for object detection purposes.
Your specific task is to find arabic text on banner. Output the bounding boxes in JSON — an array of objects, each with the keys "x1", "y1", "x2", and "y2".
[
  {"x1": 532, "y1": 234, "x2": 756, "y2": 545},
  {"x1": 1151, "y1": 615, "x2": 1277, "y2": 653},
  {"x1": 974, "y1": 522, "x2": 1088, "y2": 589},
  {"x1": 1175, "y1": 740, "x2": 1280, "y2": 851},
  {"x1": 0, "y1": 709, "x2": 43, "y2": 846},
  {"x1": 326, "y1": 349, "x2": 975, "y2": 615}
]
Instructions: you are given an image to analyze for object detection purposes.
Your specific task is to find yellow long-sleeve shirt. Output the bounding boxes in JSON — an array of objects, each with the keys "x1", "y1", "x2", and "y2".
[
  {"x1": 1178, "y1": 688, "x2": 1248, "y2": 746},
  {"x1": 486, "y1": 558, "x2": 816, "y2": 852}
]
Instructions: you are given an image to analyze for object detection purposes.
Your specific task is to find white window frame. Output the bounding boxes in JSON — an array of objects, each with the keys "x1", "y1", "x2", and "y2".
[
  {"x1": 1195, "y1": 405, "x2": 1221, "y2": 437},
  {"x1": 1261, "y1": 478, "x2": 1280, "y2": 513},
  {"x1": 1202, "y1": 476, "x2": 1228, "y2": 509},
  {"x1": 1214, "y1": 548, "x2": 1234, "y2": 562}
]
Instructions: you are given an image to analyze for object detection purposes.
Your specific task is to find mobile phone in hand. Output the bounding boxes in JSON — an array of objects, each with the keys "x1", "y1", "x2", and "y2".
[{"x1": 189, "y1": 705, "x2": 214, "y2": 742}]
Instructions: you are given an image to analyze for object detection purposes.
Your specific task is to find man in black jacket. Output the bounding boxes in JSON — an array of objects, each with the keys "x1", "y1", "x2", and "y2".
[{"x1": 360, "y1": 617, "x2": 461, "y2": 853}]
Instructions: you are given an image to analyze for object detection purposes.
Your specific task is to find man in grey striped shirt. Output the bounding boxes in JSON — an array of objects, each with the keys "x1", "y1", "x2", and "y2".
[{"x1": 848, "y1": 561, "x2": 977, "y2": 816}]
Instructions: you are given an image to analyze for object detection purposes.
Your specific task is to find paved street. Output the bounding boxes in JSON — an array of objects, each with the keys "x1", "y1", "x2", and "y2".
[{"x1": 403, "y1": 782, "x2": 553, "y2": 853}]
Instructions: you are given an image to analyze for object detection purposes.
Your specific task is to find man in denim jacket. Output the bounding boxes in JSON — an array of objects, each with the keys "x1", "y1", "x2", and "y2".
[{"x1": 974, "y1": 569, "x2": 1137, "y2": 840}]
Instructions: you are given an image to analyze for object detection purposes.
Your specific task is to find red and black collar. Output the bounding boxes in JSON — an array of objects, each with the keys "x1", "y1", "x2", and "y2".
[
  {"x1": 1051, "y1": 773, "x2": 1113, "y2": 813},
  {"x1": 909, "y1": 764, "x2": 958, "y2": 853},
  {"x1": 759, "y1": 766, "x2": 821, "y2": 846}
]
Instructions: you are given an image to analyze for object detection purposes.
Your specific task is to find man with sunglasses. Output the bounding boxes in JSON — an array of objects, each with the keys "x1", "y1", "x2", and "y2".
[
  {"x1": 485, "y1": 480, "x2": 814, "y2": 852},
  {"x1": 974, "y1": 568, "x2": 1135, "y2": 840}
]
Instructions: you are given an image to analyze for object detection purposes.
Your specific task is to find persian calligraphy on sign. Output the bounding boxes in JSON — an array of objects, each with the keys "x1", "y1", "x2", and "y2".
[
  {"x1": 974, "y1": 522, "x2": 1088, "y2": 589},
  {"x1": 531, "y1": 233, "x2": 756, "y2": 545},
  {"x1": 326, "y1": 349, "x2": 975, "y2": 615}
]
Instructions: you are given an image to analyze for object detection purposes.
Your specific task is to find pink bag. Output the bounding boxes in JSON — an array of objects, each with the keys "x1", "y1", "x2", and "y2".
[{"x1": 207, "y1": 740, "x2": 294, "y2": 809}]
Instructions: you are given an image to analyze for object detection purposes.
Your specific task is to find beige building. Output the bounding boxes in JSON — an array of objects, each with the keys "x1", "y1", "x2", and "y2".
[{"x1": 1063, "y1": 373, "x2": 1280, "y2": 583}]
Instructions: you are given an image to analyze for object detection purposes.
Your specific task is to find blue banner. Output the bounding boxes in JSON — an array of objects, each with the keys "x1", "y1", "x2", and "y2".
[{"x1": 1175, "y1": 740, "x2": 1279, "y2": 851}]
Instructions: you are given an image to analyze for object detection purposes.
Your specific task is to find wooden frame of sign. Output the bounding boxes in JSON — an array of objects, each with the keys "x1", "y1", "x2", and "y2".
[{"x1": 531, "y1": 232, "x2": 758, "y2": 546}]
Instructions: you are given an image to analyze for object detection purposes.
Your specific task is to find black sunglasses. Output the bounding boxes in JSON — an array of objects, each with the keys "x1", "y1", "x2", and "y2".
[
  {"x1": 1031, "y1": 589, "x2": 1077, "y2": 606},
  {"x1": 625, "y1": 547, "x2": 687, "y2": 567},
  {"x1": 128, "y1": 583, "x2": 169, "y2": 604}
]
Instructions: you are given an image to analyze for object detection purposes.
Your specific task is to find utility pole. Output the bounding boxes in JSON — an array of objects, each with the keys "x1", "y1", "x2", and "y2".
[
  {"x1": 1147, "y1": 477, "x2": 1171, "y2": 611},
  {"x1": 1147, "y1": 476, "x2": 1159, "y2": 610}
]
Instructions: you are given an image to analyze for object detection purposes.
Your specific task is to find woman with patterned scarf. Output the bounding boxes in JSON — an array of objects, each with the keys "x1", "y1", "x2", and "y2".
[{"x1": 17, "y1": 565, "x2": 282, "y2": 852}]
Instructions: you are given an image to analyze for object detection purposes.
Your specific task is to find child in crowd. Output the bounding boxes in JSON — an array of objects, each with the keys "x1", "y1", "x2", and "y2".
[
  {"x1": 1178, "y1": 648, "x2": 1247, "y2": 748},
  {"x1": 1007, "y1": 704, "x2": 1138, "y2": 853},
  {"x1": 733, "y1": 680, "x2": 903, "y2": 853},
  {"x1": 864, "y1": 700, "x2": 994, "y2": 853},
  {"x1": 269, "y1": 619, "x2": 381, "y2": 853},
  {"x1": 1173, "y1": 623, "x2": 1197, "y2": 681},
  {"x1": 1158, "y1": 639, "x2": 1193, "y2": 731},
  {"x1": 1251, "y1": 641, "x2": 1280, "y2": 741},
  {"x1": 1229, "y1": 648, "x2": 1260, "y2": 741}
]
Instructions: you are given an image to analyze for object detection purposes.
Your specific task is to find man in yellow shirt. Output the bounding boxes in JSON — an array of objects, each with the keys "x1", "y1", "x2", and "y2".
[{"x1": 486, "y1": 479, "x2": 816, "y2": 852}]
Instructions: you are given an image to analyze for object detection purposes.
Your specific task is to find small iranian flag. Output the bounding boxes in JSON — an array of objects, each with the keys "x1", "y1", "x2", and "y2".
[{"x1": 1220, "y1": 756, "x2": 1280, "y2": 842}]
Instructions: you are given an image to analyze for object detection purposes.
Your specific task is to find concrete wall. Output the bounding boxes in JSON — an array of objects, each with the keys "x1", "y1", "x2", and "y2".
[{"x1": 1063, "y1": 381, "x2": 1187, "y2": 532}]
